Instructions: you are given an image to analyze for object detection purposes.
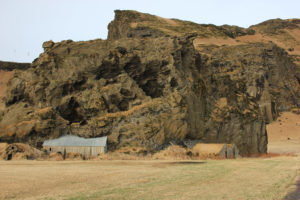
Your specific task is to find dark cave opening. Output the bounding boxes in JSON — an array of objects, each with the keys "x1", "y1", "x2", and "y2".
[
  {"x1": 141, "y1": 80, "x2": 163, "y2": 98},
  {"x1": 58, "y1": 97, "x2": 84, "y2": 123},
  {"x1": 96, "y1": 60, "x2": 121, "y2": 80}
]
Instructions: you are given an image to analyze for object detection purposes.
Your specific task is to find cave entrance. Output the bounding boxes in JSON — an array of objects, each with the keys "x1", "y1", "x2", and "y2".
[{"x1": 58, "y1": 97, "x2": 84, "y2": 123}]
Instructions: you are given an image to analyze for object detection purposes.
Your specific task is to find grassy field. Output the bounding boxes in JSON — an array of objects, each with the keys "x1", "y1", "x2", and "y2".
[{"x1": 0, "y1": 156, "x2": 299, "y2": 200}]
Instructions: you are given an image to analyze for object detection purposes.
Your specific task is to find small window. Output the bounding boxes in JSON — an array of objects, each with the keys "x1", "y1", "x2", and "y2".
[{"x1": 49, "y1": 148, "x2": 52, "y2": 152}]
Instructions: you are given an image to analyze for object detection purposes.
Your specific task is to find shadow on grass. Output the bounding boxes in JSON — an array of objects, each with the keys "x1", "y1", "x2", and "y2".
[
  {"x1": 170, "y1": 161, "x2": 206, "y2": 165},
  {"x1": 151, "y1": 161, "x2": 206, "y2": 168},
  {"x1": 284, "y1": 179, "x2": 300, "y2": 200}
]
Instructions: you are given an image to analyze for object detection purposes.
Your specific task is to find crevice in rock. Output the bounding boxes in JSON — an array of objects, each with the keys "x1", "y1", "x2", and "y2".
[
  {"x1": 170, "y1": 78, "x2": 178, "y2": 88},
  {"x1": 107, "y1": 94, "x2": 130, "y2": 112},
  {"x1": 120, "y1": 88, "x2": 135, "y2": 99},
  {"x1": 124, "y1": 56, "x2": 164, "y2": 98},
  {"x1": 118, "y1": 100, "x2": 129, "y2": 111},
  {"x1": 123, "y1": 55, "x2": 142, "y2": 77},
  {"x1": 58, "y1": 97, "x2": 83, "y2": 123},
  {"x1": 141, "y1": 79, "x2": 163, "y2": 98},
  {"x1": 62, "y1": 78, "x2": 87, "y2": 96},
  {"x1": 96, "y1": 59, "x2": 121, "y2": 80}
]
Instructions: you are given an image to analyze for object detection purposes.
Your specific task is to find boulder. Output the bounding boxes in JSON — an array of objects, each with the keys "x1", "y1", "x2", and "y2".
[{"x1": 42, "y1": 40, "x2": 54, "y2": 51}]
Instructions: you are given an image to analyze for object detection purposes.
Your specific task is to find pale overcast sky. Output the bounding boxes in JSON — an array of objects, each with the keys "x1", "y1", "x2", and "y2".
[{"x1": 1, "y1": 0, "x2": 300, "y2": 62}]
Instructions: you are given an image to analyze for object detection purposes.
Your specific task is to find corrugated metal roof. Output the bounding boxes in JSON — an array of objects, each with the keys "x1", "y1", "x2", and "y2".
[{"x1": 43, "y1": 135, "x2": 107, "y2": 147}]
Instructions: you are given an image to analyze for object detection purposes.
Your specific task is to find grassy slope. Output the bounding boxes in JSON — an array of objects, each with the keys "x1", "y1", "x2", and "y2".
[{"x1": 267, "y1": 112, "x2": 300, "y2": 155}]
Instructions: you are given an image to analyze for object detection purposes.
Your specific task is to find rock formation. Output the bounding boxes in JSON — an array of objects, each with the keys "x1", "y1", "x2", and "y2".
[
  {"x1": 0, "y1": 10, "x2": 299, "y2": 156},
  {"x1": 0, "y1": 61, "x2": 30, "y2": 71}
]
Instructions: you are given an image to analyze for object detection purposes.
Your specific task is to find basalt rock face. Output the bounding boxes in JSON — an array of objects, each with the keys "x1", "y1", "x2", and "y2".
[
  {"x1": 0, "y1": 10, "x2": 299, "y2": 156},
  {"x1": 197, "y1": 43, "x2": 300, "y2": 124}
]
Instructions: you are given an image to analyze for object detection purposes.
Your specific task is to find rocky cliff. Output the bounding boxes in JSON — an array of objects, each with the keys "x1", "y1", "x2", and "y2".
[{"x1": 0, "y1": 10, "x2": 299, "y2": 156}]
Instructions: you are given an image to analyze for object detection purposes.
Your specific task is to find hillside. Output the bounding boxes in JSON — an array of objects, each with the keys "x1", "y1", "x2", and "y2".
[
  {"x1": 0, "y1": 61, "x2": 30, "y2": 71},
  {"x1": 0, "y1": 10, "x2": 299, "y2": 156}
]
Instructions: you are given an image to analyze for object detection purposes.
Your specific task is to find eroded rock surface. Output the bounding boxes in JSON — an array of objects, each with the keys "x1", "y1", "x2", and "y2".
[{"x1": 0, "y1": 10, "x2": 299, "y2": 156}]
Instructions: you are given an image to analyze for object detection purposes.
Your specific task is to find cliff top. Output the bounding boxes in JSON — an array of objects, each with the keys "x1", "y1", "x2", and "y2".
[{"x1": 108, "y1": 10, "x2": 255, "y2": 40}]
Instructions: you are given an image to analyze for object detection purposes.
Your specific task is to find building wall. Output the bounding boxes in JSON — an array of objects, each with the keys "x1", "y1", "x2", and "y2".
[{"x1": 44, "y1": 146, "x2": 106, "y2": 158}]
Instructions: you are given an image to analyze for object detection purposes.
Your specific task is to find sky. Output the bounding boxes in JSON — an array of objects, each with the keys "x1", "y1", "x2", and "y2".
[{"x1": 1, "y1": 0, "x2": 300, "y2": 63}]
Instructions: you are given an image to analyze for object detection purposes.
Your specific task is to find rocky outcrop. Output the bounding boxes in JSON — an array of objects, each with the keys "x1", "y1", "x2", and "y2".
[
  {"x1": 108, "y1": 10, "x2": 255, "y2": 40},
  {"x1": 0, "y1": 10, "x2": 299, "y2": 156},
  {"x1": 0, "y1": 61, "x2": 30, "y2": 71}
]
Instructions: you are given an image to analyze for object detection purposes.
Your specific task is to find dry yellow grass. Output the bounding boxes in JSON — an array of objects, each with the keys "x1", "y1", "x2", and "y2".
[
  {"x1": 0, "y1": 143, "x2": 8, "y2": 160},
  {"x1": 0, "y1": 157, "x2": 299, "y2": 200},
  {"x1": 152, "y1": 145, "x2": 191, "y2": 160},
  {"x1": 267, "y1": 112, "x2": 300, "y2": 156},
  {"x1": 192, "y1": 143, "x2": 224, "y2": 154},
  {"x1": 97, "y1": 99, "x2": 161, "y2": 121}
]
